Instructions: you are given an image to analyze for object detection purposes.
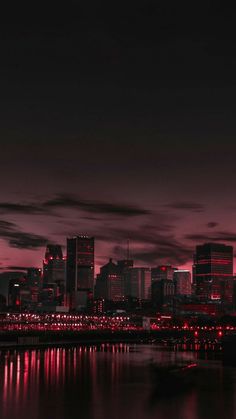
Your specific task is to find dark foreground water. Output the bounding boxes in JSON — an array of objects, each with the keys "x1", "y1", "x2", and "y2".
[{"x1": 0, "y1": 344, "x2": 235, "y2": 419}]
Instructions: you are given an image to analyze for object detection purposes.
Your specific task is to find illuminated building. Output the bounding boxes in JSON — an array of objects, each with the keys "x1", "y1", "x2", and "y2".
[
  {"x1": 125, "y1": 268, "x2": 151, "y2": 300},
  {"x1": 66, "y1": 236, "x2": 94, "y2": 310},
  {"x1": 194, "y1": 243, "x2": 233, "y2": 302},
  {"x1": 174, "y1": 270, "x2": 192, "y2": 296},
  {"x1": 43, "y1": 244, "x2": 65, "y2": 303},
  {"x1": 95, "y1": 259, "x2": 124, "y2": 302},
  {"x1": 92, "y1": 298, "x2": 105, "y2": 314}
]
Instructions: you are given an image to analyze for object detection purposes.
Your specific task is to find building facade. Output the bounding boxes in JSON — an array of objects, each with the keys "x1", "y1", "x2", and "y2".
[
  {"x1": 126, "y1": 267, "x2": 151, "y2": 300},
  {"x1": 43, "y1": 244, "x2": 66, "y2": 305},
  {"x1": 95, "y1": 259, "x2": 124, "y2": 302},
  {"x1": 194, "y1": 243, "x2": 233, "y2": 302},
  {"x1": 66, "y1": 236, "x2": 94, "y2": 310},
  {"x1": 174, "y1": 270, "x2": 192, "y2": 296}
]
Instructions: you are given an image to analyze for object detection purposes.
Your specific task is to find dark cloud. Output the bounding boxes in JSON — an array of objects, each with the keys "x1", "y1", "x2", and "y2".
[
  {"x1": 112, "y1": 242, "x2": 193, "y2": 267},
  {"x1": 8, "y1": 233, "x2": 48, "y2": 249},
  {"x1": 185, "y1": 231, "x2": 236, "y2": 243},
  {"x1": 102, "y1": 223, "x2": 194, "y2": 266},
  {"x1": 0, "y1": 195, "x2": 150, "y2": 218},
  {"x1": 81, "y1": 216, "x2": 103, "y2": 221},
  {"x1": 207, "y1": 222, "x2": 219, "y2": 228},
  {"x1": 0, "y1": 220, "x2": 16, "y2": 230},
  {"x1": 106, "y1": 227, "x2": 182, "y2": 250},
  {"x1": 164, "y1": 201, "x2": 205, "y2": 212},
  {"x1": 140, "y1": 223, "x2": 176, "y2": 232},
  {"x1": 7, "y1": 266, "x2": 29, "y2": 271},
  {"x1": 44, "y1": 194, "x2": 150, "y2": 217},
  {"x1": 133, "y1": 248, "x2": 193, "y2": 267},
  {"x1": 0, "y1": 219, "x2": 48, "y2": 250},
  {"x1": 0, "y1": 203, "x2": 46, "y2": 215}
]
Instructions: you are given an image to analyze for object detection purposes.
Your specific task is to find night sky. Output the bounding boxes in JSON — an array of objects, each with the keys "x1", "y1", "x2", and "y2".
[{"x1": 1, "y1": 2, "x2": 236, "y2": 272}]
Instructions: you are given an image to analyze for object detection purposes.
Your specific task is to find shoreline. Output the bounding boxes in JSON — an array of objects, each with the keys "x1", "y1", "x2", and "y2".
[{"x1": 0, "y1": 330, "x2": 223, "y2": 353}]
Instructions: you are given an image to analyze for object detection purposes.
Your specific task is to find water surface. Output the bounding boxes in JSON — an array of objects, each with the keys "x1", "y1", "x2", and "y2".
[{"x1": 0, "y1": 344, "x2": 235, "y2": 419}]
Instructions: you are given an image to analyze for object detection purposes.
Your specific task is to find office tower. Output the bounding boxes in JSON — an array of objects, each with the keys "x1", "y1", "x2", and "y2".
[
  {"x1": 174, "y1": 270, "x2": 192, "y2": 296},
  {"x1": 95, "y1": 259, "x2": 124, "y2": 301},
  {"x1": 125, "y1": 267, "x2": 151, "y2": 300},
  {"x1": 45, "y1": 244, "x2": 63, "y2": 261},
  {"x1": 8, "y1": 274, "x2": 31, "y2": 310},
  {"x1": 117, "y1": 259, "x2": 133, "y2": 296},
  {"x1": 151, "y1": 265, "x2": 175, "y2": 282},
  {"x1": 27, "y1": 268, "x2": 42, "y2": 305},
  {"x1": 43, "y1": 244, "x2": 66, "y2": 300},
  {"x1": 194, "y1": 243, "x2": 233, "y2": 302},
  {"x1": 66, "y1": 236, "x2": 94, "y2": 310},
  {"x1": 152, "y1": 279, "x2": 175, "y2": 309}
]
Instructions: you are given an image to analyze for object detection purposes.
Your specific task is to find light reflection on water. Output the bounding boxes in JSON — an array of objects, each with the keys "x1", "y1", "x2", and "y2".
[{"x1": 0, "y1": 344, "x2": 235, "y2": 419}]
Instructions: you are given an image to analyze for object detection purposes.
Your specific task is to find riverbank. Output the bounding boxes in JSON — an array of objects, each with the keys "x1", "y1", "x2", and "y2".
[{"x1": 0, "y1": 330, "x2": 223, "y2": 352}]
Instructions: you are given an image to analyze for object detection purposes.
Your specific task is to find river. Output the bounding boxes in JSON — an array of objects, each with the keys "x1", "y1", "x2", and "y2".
[{"x1": 0, "y1": 344, "x2": 235, "y2": 419}]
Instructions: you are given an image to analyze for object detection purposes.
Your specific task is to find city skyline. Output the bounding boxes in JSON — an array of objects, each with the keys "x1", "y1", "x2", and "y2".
[{"x1": 1, "y1": 232, "x2": 236, "y2": 276}]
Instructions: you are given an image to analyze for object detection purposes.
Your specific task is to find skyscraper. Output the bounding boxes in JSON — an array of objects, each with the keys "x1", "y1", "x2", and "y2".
[
  {"x1": 95, "y1": 258, "x2": 124, "y2": 302},
  {"x1": 174, "y1": 270, "x2": 192, "y2": 296},
  {"x1": 194, "y1": 243, "x2": 233, "y2": 302},
  {"x1": 27, "y1": 268, "x2": 42, "y2": 305},
  {"x1": 125, "y1": 268, "x2": 151, "y2": 300},
  {"x1": 66, "y1": 236, "x2": 94, "y2": 310},
  {"x1": 43, "y1": 245, "x2": 65, "y2": 282},
  {"x1": 43, "y1": 244, "x2": 66, "y2": 304}
]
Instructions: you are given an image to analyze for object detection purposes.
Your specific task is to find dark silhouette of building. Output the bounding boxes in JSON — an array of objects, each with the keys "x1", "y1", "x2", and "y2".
[
  {"x1": 125, "y1": 267, "x2": 151, "y2": 300},
  {"x1": 66, "y1": 236, "x2": 94, "y2": 310},
  {"x1": 43, "y1": 244, "x2": 65, "y2": 303},
  {"x1": 95, "y1": 258, "x2": 124, "y2": 302},
  {"x1": 117, "y1": 259, "x2": 133, "y2": 296},
  {"x1": 152, "y1": 279, "x2": 175, "y2": 310},
  {"x1": 45, "y1": 244, "x2": 63, "y2": 260},
  {"x1": 8, "y1": 274, "x2": 30, "y2": 310},
  {"x1": 174, "y1": 270, "x2": 192, "y2": 296},
  {"x1": 27, "y1": 268, "x2": 42, "y2": 305},
  {"x1": 194, "y1": 243, "x2": 233, "y2": 303}
]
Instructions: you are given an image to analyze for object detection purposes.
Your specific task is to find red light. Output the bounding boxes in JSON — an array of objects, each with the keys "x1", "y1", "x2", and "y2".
[
  {"x1": 161, "y1": 266, "x2": 167, "y2": 271},
  {"x1": 194, "y1": 331, "x2": 198, "y2": 337},
  {"x1": 218, "y1": 330, "x2": 223, "y2": 337}
]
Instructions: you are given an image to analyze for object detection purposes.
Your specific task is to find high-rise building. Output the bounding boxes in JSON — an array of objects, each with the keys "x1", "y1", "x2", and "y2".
[
  {"x1": 95, "y1": 259, "x2": 124, "y2": 302},
  {"x1": 43, "y1": 244, "x2": 66, "y2": 304},
  {"x1": 152, "y1": 279, "x2": 175, "y2": 309},
  {"x1": 125, "y1": 268, "x2": 151, "y2": 300},
  {"x1": 66, "y1": 236, "x2": 94, "y2": 310},
  {"x1": 194, "y1": 243, "x2": 233, "y2": 302},
  {"x1": 117, "y1": 259, "x2": 133, "y2": 296},
  {"x1": 27, "y1": 268, "x2": 42, "y2": 305},
  {"x1": 174, "y1": 270, "x2": 192, "y2": 296}
]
